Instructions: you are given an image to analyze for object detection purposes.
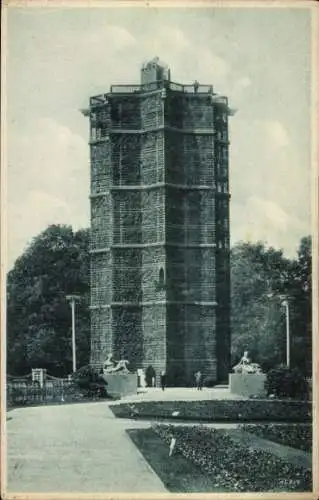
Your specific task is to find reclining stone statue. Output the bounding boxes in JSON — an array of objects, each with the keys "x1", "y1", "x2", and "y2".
[
  {"x1": 232, "y1": 351, "x2": 263, "y2": 374},
  {"x1": 103, "y1": 354, "x2": 130, "y2": 374}
]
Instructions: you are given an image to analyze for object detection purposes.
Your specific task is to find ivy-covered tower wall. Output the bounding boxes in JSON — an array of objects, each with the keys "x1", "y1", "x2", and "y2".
[
  {"x1": 87, "y1": 59, "x2": 231, "y2": 384},
  {"x1": 110, "y1": 94, "x2": 144, "y2": 370},
  {"x1": 164, "y1": 92, "x2": 218, "y2": 384},
  {"x1": 139, "y1": 91, "x2": 167, "y2": 378}
]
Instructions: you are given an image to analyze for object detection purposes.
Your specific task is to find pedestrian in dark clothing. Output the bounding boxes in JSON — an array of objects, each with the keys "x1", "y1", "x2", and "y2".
[{"x1": 160, "y1": 371, "x2": 167, "y2": 391}]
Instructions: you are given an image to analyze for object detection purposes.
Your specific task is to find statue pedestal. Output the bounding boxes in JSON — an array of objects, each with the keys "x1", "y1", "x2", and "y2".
[
  {"x1": 102, "y1": 372, "x2": 137, "y2": 398},
  {"x1": 229, "y1": 373, "x2": 267, "y2": 398}
]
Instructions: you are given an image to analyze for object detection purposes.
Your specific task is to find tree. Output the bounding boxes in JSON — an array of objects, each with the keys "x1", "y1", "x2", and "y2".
[
  {"x1": 286, "y1": 236, "x2": 312, "y2": 375},
  {"x1": 7, "y1": 225, "x2": 90, "y2": 376},
  {"x1": 230, "y1": 238, "x2": 312, "y2": 375},
  {"x1": 230, "y1": 241, "x2": 289, "y2": 369}
]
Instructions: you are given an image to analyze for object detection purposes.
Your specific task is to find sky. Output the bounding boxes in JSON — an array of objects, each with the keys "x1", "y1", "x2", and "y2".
[{"x1": 6, "y1": 5, "x2": 312, "y2": 270}]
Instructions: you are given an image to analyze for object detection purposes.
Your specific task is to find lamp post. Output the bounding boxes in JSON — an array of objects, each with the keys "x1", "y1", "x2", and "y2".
[
  {"x1": 267, "y1": 292, "x2": 290, "y2": 367},
  {"x1": 66, "y1": 294, "x2": 81, "y2": 373},
  {"x1": 280, "y1": 295, "x2": 290, "y2": 368}
]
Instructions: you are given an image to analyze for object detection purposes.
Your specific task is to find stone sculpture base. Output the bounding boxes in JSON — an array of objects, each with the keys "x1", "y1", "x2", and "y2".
[
  {"x1": 102, "y1": 372, "x2": 137, "y2": 398},
  {"x1": 229, "y1": 373, "x2": 267, "y2": 398}
]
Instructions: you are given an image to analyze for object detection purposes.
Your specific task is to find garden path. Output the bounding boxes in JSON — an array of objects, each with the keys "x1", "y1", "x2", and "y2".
[
  {"x1": 6, "y1": 394, "x2": 311, "y2": 494},
  {"x1": 6, "y1": 402, "x2": 167, "y2": 493}
]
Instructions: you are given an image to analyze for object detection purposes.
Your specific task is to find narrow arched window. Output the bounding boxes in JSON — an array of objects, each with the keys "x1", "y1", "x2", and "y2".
[{"x1": 159, "y1": 267, "x2": 165, "y2": 287}]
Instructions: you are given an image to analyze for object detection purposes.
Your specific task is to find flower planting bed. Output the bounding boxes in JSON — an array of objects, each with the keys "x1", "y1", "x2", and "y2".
[
  {"x1": 153, "y1": 424, "x2": 312, "y2": 492},
  {"x1": 240, "y1": 423, "x2": 312, "y2": 452},
  {"x1": 110, "y1": 399, "x2": 311, "y2": 422},
  {"x1": 127, "y1": 428, "x2": 232, "y2": 493}
]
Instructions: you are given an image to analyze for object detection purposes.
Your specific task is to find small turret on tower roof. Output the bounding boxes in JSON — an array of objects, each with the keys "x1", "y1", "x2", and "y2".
[{"x1": 141, "y1": 57, "x2": 171, "y2": 85}]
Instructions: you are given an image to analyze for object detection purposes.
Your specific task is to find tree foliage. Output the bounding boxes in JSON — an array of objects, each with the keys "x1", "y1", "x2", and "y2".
[
  {"x1": 7, "y1": 225, "x2": 90, "y2": 376},
  {"x1": 230, "y1": 238, "x2": 312, "y2": 375}
]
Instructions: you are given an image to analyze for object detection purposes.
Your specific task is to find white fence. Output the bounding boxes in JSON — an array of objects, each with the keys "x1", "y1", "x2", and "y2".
[{"x1": 6, "y1": 373, "x2": 74, "y2": 406}]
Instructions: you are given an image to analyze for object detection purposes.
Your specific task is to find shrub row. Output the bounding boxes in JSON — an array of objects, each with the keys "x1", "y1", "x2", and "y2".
[
  {"x1": 153, "y1": 424, "x2": 311, "y2": 492},
  {"x1": 240, "y1": 423, "x2": 312, "y2": 453},
  {"x1": 110, "y1": 399, "x2": 311, "y2": 422},
  {"x1": 265, "y1": 366, "x2": 309, "y2": 400}
]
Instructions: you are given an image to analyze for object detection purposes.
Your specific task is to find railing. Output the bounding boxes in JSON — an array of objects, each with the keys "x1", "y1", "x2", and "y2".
[
  {"x1": 110, "y1": 85, "x2": 142, "y2": 94},
  {"x1": 90, "y1": 81, "x2": 222, "y2": 103},
  {"x1": 110, "y1": 81, "x2": 164, "y2": 93},
  {"x1": 110, "y1": 81, "x2": 215, "y2": 94},
  {"x1": 182, "y1": 84, "x2": 213, "y2": 94},
  {"x1": 6, "y1": 374, "x2": 75, "y2": 406}
]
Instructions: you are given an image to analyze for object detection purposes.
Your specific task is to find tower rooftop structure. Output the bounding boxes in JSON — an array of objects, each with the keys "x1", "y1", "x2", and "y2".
[{"x1": 87, "y1": 58, "x2": 232, "y2": 112}]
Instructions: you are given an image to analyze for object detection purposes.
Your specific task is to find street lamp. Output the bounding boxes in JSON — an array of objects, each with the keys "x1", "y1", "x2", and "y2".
[
  {"x1": 267, "y1": 293, "x2": 290, "y2": 367},
  {"x1": 66, "y1": 294, "x2": 81, "y2": 373},
  {"x1": 280, "y1": 295, "x2": 290, "y2": 368}
]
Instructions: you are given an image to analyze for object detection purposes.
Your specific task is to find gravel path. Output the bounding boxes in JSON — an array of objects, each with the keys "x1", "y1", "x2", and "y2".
[{"x1": 6, "y1": 402, "x2": 167, "y2": 493}]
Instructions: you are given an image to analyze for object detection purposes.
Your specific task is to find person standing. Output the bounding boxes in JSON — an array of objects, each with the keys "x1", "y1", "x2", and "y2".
[
  {"x1": 160, "y1": 371, "x2": 167, "y2": 391},
  {"x1": 195, "y1": 371, "x2": 202, "y2": 391}
]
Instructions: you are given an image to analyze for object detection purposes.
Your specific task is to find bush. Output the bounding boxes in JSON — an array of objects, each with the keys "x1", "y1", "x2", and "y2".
[
  {"x1": 265, "y1": 365, "x2": 309, "y2": 400},
  {"x1": 72, "y1": 365, "x2": 108, "y2": 399}
]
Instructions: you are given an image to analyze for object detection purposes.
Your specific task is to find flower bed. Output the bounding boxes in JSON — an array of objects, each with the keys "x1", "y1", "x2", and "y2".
[
  {"x1": 153, "y1": 424, "x2": 311, "y2": 492},
  {"x1": 127, "y1": 428, "x2": 232, "y2": 493},
  {"x1": 110, "y1": 399, "x2": 311, "y2": 422},
  {"x1": 240, "y1": 423, "x2": 312, "y2": 452}
]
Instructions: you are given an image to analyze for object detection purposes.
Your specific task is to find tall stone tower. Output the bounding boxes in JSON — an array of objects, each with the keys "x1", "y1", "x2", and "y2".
[{"x1": 85, "y1": 58, "x2": 232, "y2": 385}]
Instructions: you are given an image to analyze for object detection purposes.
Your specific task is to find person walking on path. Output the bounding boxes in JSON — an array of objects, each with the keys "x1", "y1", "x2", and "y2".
[
  {"x1": 195, "y1": 371, "x2": 202, "y2": 391},
  {"x1": 160, "y1": 371, "x2": 167, "y2": 391}
]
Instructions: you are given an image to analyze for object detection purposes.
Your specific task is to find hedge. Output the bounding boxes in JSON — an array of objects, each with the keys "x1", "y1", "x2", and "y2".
[
  {"x1": 265, "y1": 366, "x2": 309, "y2": 399},
  {"x1": 153, "y1": 424, "x2": 311, "y2": 492},
  {"x1": 110, "y1": 399, "x2": 311, "y2": 422}
]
